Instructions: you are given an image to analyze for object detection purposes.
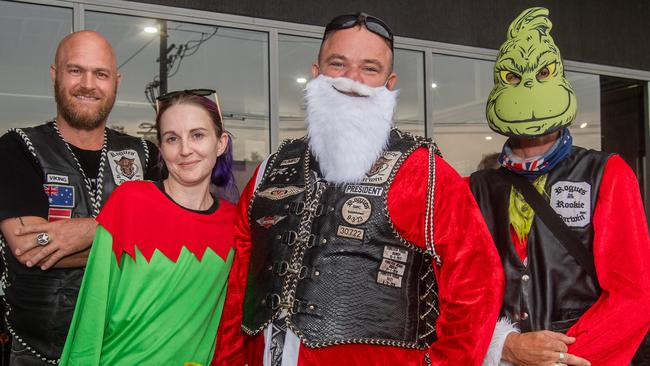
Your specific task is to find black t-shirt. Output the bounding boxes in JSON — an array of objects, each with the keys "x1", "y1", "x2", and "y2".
[{"x1": 0, "y1": 130, "x2": 160, "y2": 222}]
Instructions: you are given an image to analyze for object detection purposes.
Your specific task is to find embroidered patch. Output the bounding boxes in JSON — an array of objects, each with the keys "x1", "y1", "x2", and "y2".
[
  {"x1": 383, "y1": 245, "x2": 408, "y2": 263},
  {"x1": 361, "y1": 151, "x2": 402, "y2": 184},
  {"x1": 269, "y1": 166, "x2": 299, "y2": 183},
  {"x1": 550, "y1": 181, "x2": 591, "y2": 227},
  {"x1": 257, "y1": 186, "x2": 305, "y2": 200},
  {"x1": 341, "y1": 196, "x2": 372, "y2": 225},
  {"x1": 344, "y1": 184, "x2": 384, "y2": 196},
  {"x1": 256, "y1": 215, "x2": 286, "y2": 229},
  {"x1": 43, "y1": 184, "x2": 75, "y2": 208},
  {"x1": 48, "y1": 208, "x2": 72, "y2": 222},
  {"x1": 377, "y1": 271, "x2": 403, "y2": 288},
  {"x1": 280, "y1": 157, "x2": 301, "y2": 166},
  {"x1": 46, "y1": 174, "x2": 69, "y2": 184},
  {"x1": 108, "y1": 150, "x2": 143, "y2": 185},
  {"x1": 379, "y1": 258, "x2": 406, "y2": 276},
  {"x1": 336, "y1": 225, "x2": 364, "y2": 241}
]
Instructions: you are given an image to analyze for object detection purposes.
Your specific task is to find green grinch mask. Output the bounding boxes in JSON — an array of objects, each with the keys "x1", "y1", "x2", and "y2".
[{"x1": 486, "y1": 7, "x2": 577, "y2": 137}]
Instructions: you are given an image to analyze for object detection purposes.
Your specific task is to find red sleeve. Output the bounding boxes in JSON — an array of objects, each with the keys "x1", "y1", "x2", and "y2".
[
  {"x1": 566, "y1": 155, "x2": 650, "y2": 365},
  {"x1": 388, "y1": 149, "x2": 504, "y2": 366},
  {"x1": 212, "y1": 167, "x2": 259, "y2": 366}
]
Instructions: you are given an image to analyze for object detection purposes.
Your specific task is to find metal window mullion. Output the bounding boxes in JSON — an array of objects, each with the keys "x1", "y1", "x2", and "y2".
[
  {"x1": 644, "y1": 81, "x2": 650, "y2": 227},
  {"x1": 73, "y1": 2, "x2": 84, "y2": 31},
  {"x1": 269, "y1": 29, "x2": 280, "y2": 153},
  {"x1": 424, "y1": 50, "x2": 434, "y2": 139}
]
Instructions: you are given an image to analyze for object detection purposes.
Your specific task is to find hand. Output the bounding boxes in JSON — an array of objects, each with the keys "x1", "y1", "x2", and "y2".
[
  {"x1": 502, "y1": 331, "x2": 591, "y2": 366},
  {"x1": 14, "y1": 218, "x2": 98, "y2": 270}
]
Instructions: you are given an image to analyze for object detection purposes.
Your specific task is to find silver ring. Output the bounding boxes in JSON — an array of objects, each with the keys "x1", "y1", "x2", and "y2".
[
  {"x1": 558, "y1": 352, "x2": 565, "y2": 360},
  {"x1": 36, "y1": 233, "x2": 50, "y2": 246}
]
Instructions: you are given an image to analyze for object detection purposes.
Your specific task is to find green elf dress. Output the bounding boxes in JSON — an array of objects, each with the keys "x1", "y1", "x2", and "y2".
[{"x1": 59, "y1": 180, "x2": 236, "y2": 366}]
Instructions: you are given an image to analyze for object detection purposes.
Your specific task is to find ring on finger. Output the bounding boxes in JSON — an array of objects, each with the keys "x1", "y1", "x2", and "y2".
[
  {"x1": 36, "y1": 232, "x2": 50, "y2": 246},
  {"x1": 558, "y1": 352, "x2": 566, "y2": 361}
]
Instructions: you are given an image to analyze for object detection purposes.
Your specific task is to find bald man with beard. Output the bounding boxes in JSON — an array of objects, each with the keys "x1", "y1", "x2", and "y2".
[
  {"x1": 0, "y1": 31, "x2": 159, "y2": 365},
  {"x1": 214, "y1": 13, "x2": 503, "y2": 366}
]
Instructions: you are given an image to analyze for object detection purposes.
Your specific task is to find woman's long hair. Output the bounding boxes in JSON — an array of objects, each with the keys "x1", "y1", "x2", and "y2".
[{"x1": 155, "y1": 92, "x2": 235, "y2": 190}]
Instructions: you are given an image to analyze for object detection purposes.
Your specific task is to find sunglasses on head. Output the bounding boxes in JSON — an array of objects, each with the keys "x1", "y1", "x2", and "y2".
[
  {"x1": 155, "y1": 88, "x2": 223, "y2": 124},
  {"x1": 324, "y1": 12, "x2": 394, "y2": 51}
]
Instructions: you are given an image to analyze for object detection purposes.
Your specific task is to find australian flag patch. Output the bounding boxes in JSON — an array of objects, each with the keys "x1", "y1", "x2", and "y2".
[{"x1": 44, "y1": 184, "x2": 75, "y2": 208}]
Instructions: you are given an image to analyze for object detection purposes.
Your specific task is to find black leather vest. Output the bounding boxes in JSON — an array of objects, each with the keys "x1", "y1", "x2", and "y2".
[
  {"x1": 243, "y1": 129, "x2": 440, "y2": 349},
  {"x1": 1, "y1": 122, "x2": 149, "y2": 362},
  {"x1": 470, "y1": 147, "x2": 610, "y2": 333}
]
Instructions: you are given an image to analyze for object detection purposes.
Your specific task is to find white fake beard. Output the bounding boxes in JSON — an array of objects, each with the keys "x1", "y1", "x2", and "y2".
[{"x1": 305, "y1": 75, "x2": 398, "y2": 184}]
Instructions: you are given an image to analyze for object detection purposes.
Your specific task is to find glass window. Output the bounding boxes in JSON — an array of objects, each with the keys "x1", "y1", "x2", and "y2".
[
  {"x1": 278, "y1": 36, "x2": 426, "y2": 140},
  {"x1": 393, "y1": 48, "x2": 425, "y2": 136},
  {"x1": 431, "y1": 53, "x2": 601, "y2": 176},
  {"x1": 85, "y1": 12, "x2": 270, "y2": 191},
  {"x1": 0, "y1": 2, "x2": 72, "y2": 133}
]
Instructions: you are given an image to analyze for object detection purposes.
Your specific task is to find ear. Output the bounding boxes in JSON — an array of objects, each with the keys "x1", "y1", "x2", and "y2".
[
  {"x1": 311, "y1": 62, "x2": 320, "y2": 79},
  {"x1": 385, "y1": 72, "x2": 398, "y2": 90},
  {"x1": 216, "y1": 132, "x2": 229, "y2": 157},
  {"x1": 116, "y1": 72, "x2": 122, "y2": 87},
  {"x1": 50, "y1": 64, "x2": 56, "y2": 83}
]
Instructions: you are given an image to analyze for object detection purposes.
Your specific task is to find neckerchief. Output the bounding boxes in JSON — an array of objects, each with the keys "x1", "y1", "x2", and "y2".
[{"x1": 499, "y1": 128, "x2": 572, "y2": 178}]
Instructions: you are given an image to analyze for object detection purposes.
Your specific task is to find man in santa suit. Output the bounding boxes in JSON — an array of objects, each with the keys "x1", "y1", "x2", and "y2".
[
  {"x1": 214, "y1": 12, "x2": 503, "y2": 366},
  {"x1": 472, "y1": 7, "x2": 650, "y2": 366}
]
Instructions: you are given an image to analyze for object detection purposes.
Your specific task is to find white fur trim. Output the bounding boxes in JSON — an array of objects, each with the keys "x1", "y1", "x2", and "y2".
[
  {"x1": 305, "y1": 75, "x2": 398, "y2": 184},
  {"x1": 482, "y1": 317, "x2": 519, "y2": 366}
]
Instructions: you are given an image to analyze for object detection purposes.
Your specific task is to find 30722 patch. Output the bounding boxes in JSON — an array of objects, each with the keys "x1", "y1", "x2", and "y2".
[
  {"x1": 362, "y1": 151, "x2": 402, "y2": 184},
  {"x1": 550, "y1": 181, "x2": 591, "y2": 227},
  {"x1": 108, "y1": 149, "x2": 143, "y2": 185},
  {"x1": 43, "y1": 184, "x2": 75, "y2": 208},
  {"x1": 341, "y1": 196, "x2": 372, "y2": 225},
  {"x1": 257, "y1": 186, "x2": 304, "y2": 200},
  {"x1": 336, "y1": 225, "x2": 364, "y2": 241}
]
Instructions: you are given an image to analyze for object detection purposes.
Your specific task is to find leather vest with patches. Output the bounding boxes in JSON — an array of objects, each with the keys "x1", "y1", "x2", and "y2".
[
  {"x1": 243, "y1": 129, "x2": 440, "y2": 349},
  {"x1": 470, "y1": 147, "x2": 610, "y2": 333},
  {"x1": 1, "y1": 122, "x2": 149, "y2": 362}
]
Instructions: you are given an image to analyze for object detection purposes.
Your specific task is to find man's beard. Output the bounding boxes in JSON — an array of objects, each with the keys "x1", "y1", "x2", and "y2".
[
  {"x1": 305, "y1": 75, "x2": 398, "y2": 184},
  {"x1": 54, "y1": 79, "x2": 116, "y2": 131}
]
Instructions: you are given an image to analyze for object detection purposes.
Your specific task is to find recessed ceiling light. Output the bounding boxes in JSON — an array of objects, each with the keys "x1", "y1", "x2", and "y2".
[
  {"x1": 144, "y1": 26, "x2": 158, "y2": 34},
  {"x1": 296, "y1": 77, "x2": 307, "y2": 84},
  {"x1": 485, "y1": 136, "x2": 493, "y2": 140},
  {"x1": 431, "y1": 82, "x2": 438, "y2": 88},
  {"x1": 579, "y1": 122, "x2": 588, "y2": 128}
]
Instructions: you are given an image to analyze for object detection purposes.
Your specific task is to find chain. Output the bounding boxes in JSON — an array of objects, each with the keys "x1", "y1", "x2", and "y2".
[{"x1": 52, "y1": 121, "x2": 107, "y2": 217}]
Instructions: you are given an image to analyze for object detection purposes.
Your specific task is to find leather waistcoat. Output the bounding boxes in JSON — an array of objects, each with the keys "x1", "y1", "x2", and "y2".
[
  {"x1": 470, "y1": 147, "x2": 610, "y2": 332},
  {"x1": 1, "y1": 122, "x2": 149, "y2": 362},
  {"x1": 243, "y1": 129, "x2": 440, "y2": 349}
]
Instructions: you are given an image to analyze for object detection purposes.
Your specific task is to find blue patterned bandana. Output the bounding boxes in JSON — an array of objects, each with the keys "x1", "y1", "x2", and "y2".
[{"x1": 499, "y1": 128, "x2": 573, "y2": 178}]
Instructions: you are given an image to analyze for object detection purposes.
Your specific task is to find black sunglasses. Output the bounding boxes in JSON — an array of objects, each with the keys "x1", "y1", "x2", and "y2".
[
  {"x1": 155, "y1": 88, "x2": 223, "y2": 123},
  {"x1": 324, "y1": 12, "x2": 393, "y2": 51}
]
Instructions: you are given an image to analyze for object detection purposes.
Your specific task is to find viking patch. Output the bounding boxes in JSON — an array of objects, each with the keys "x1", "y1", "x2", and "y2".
[
  {"x1": 44, "y1": 184, "x2": 75, "y2": 208},
  {"x1": 341, "y1": 196, "x2": 372, "y2": 225},
  {"x1": 361, "y1": 151, "x2": 402, "y2": 184},
  {"x1": 46, "y1": 174, "x2": 69, "y2": 184},
  {"x1": 336, "y1": 225, "x2": 364, "y2": 241},
  {"x1": 256, "y1": 215, "x2": 286, "y2": 229},
  {"x1": 257, "y1": 186, "x2": 304, "y2": 200},
  {"x1": 550, "y1": 181, "x2": 591, "y2": 227},
  {"x1": 108, "y1": 149, "x2": 143, "y2": 185}
]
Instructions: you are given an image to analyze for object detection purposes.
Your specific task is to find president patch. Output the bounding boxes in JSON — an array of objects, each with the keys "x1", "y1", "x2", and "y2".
[
  {"x1": 550, "y1": 181, "x2": 591, "y2": 227},
  {"x1": 344, "y1": 184, "x2": 383, "y2": 197}
]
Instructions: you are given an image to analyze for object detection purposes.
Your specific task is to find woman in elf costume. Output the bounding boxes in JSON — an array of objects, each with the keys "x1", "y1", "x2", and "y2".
[{"x1": 59, "y1": 89, "x2": 237, "y2": 366}]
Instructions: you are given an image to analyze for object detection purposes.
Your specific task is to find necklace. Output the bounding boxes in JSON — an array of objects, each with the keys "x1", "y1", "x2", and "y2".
[{"x1": 52, "y1": 120, "x2": 107, "y2": 217}]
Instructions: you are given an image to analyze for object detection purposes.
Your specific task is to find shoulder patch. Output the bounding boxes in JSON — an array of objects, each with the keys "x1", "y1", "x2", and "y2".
[{"x1": 550, "y1": 181, "x2": 591, "y2": 227}]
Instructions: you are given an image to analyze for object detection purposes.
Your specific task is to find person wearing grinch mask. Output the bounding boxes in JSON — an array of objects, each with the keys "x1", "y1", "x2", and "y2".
[
  {"x1": 214, "y1": 12, "x2": 504, "y2": 366},
  {"x1": 471, "y1": 7, "x2": 650, "y2": 366}
]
